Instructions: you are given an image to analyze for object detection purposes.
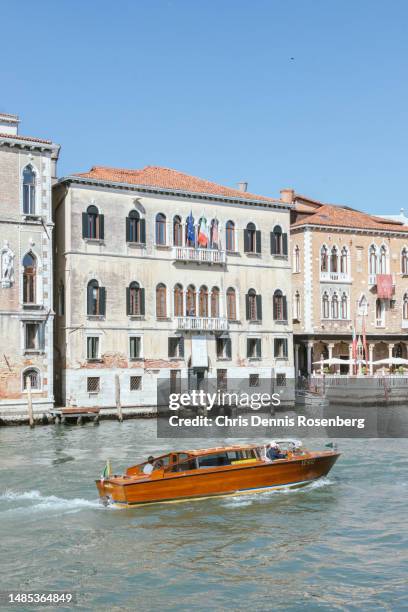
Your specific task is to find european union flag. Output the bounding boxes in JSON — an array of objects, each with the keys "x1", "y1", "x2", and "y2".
[{"x1": 187, "y1": 212, "x2": 195, "y2": 246}]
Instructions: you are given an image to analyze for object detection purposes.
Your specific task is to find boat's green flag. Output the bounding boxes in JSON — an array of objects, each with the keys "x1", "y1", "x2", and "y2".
[
  {"x1": 102, "y1": 460, "x2": 111, "y2": 478},
  {"x1": 325, "y1": 442, "x2": 334, "y2": 448}
]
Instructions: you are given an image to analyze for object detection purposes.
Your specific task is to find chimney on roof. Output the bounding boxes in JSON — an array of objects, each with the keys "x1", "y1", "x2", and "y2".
[
  {"x1": 0, "y1": 113, "x2": 19, "y2": 136},
  {"x1": 237, "y1": 181, "x2": 248, "y2": 193},
  {"x1": 280, "y1": 188, "x2": 295, "y2": 204}
]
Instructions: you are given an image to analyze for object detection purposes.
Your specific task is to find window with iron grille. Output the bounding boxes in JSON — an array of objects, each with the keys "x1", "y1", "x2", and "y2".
[
  {"x1": 87, "y1": 377, "x2": 100, "y2": 393},
  {"x1": 130, "y1": 375, "x2": 142, "y2": 391},
  {"x1": 23, "y1": 368, "x2": 40, "y2": 390},
  {"x1": 129, "y1": 336, "x2": 142, "y2": 360},
  {"x1": 217, "y1": 369, "x2": 228, "y2": 391},
  {"x1": 87, "y1": 336, "x2": 100, "y2": 360},
  {"x1": 249, "y1": 373, "x2": 259, "y2": 387},
  {"x1": 276, "y1": 373, "x2": 286, "y2": 387}
]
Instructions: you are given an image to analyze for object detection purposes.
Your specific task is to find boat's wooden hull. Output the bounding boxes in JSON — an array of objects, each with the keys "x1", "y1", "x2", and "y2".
[{"x1": 96, "y1": 452, "x2": 339, "y2": 507}]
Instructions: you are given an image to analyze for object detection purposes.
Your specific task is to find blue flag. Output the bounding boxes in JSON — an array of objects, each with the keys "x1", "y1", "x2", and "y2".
[{"x1": 187, "y1": 212, "x2": 195, "y2": 246}]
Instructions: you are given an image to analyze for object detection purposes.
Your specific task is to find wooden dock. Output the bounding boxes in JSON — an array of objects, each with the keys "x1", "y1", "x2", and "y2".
[{"x1": 48, "y1": 407, "x2": 100, "y2": 425}]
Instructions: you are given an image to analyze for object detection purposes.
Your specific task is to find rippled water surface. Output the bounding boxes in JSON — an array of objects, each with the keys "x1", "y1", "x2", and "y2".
[{"x1": 1, "y1": 421, "x2": 407, "y2": 611}]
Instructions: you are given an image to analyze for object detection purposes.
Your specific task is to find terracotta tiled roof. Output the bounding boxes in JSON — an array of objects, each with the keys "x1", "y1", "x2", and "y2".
[
  {"x1": 74, "y1": 165, "x2": 280, "y2": 204},
  {"x1": 0, "y1": 132, "x2": 53, "y2": 145},
  {"x1": 291, "y1": 203, "x2": 408, "y2": 233}
]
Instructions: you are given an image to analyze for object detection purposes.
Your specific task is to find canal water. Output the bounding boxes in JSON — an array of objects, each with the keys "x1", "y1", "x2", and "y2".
[{"x1": 0, "y1": 421, "x2": 407, "y2": 611}]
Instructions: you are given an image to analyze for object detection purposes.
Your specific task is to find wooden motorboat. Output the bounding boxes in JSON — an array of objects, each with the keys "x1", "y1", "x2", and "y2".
[{"x1": 96, "y1": 440, "x2": 340, "y2": 507}]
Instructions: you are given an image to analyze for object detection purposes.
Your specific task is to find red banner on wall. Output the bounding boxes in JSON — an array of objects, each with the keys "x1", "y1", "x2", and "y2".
[{"x1": 377, "y1": 274, "x2": 393, "y2": 299}]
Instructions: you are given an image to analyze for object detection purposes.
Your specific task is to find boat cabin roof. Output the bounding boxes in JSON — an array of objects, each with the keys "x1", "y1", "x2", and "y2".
[{"x1": 182, "y1": 444, "x2": 259, "y2": 457}]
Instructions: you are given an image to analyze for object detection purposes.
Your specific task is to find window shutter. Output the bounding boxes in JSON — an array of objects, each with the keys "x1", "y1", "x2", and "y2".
[
  {"x1": 243, "y1": 229, "x2": 250, "y2": 253},
  {"x1": 100, "y1": 287, "x2": 106, "y2": 316},
  {"x1": 274, "y1": 338, "x2": 278, "y2": 357},
  {"x1": 99, "y1": 214, "x2": 105, "y2": 240},
  {"x1": 283, "y1": 296, "x2": 288, "y2": 321},
  {"x1": 283, "y1": 339, "x2": 288, "y2": 357},
  {"x1": 256, "y1": 295, "x2": 262, "y2": 320},
  {"x1": 87, "y1": 283, "x2": 93, "y2": 315},
  {"x1": 140, "y1": 219, "x2": 146, "y2": 244},
  {"x1": 126, "y1": 217, "x2": 131, "y2": 242},
  {"x1": 226, "y1": 338, "x2": 232, "y2": 359},
  {"x1": 245, "y1": 293, "x2": 250, "y2": 320},
  {"x1": 273, "y1": 297, "x2": 277, "y2": 320},
  {"x1": 82, "y1": 213, "x2": 88, "y2": 239},
  {"x1": 256, "y1": 339, "x2": 262, "y2": 358},
  {"x1": 246, "y1": 338, "x2": 250, "y2": 357},
  {"x1": 126, "y1": 287, "x2": 131, "y2": 315},
  {"x1": 39, "y1": 323, "x2": 45, "y2": 351},
  {"x1": 168, "y1": 338, "x2": 172, "y2": 357},
  {"x1": 270, "y1": 231, "x2": 276, "y2": 255},
  {"x1": 282, "y1": 233, "x2": 288, "y2": 255},
  {"x1": 140, "y1": 288, "x2": 145, "y2": 315},
  {"x1": 179, "y1": 336, "x2": 185, "y2": 357},
  {"x1": 256, "y1": 230, "x2": 261, "y2": 254}
]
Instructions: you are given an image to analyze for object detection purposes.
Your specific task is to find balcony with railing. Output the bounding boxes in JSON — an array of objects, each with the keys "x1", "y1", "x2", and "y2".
[
  {"x1": 320, "y1": 271, "x2": 350, "y2": 282},
  {"x1": 173, "y1": 246, "x2": 226, "y2": 265},
  {"x1": 176, "y1": 316, "x2": 229, "y2": 331}
]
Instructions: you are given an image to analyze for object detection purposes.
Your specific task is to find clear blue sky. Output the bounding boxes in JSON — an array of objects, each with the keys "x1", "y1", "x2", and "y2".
[{"x1": 1, "y1": 0, "x2": 407, "y2": 214}]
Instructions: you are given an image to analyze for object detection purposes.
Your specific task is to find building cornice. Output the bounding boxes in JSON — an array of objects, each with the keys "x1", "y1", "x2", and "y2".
[
  {"x1": 0, "y1": 135, "x2": 60, "y2": 154},
  {"x1": 290, "y1": 223, "x2": 408, "y2": 238},
  {"x1": 56, "y1": 175, "x2": 292, "y2": 211}
]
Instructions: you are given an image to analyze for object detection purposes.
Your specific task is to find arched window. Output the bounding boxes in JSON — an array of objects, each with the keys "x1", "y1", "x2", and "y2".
[
  {"x1": 369, "y1": 245, "x2": 377, "y2": 275},
  {"x1": 341, "y1": 292, "x2": 348, "y2": 319},
  {"x1": 83, "y1": 205, "x2": 103, "y2": 240},
  {"x1": 226, "y1": 220, "x2": 235, "y2": 252},
  {"x1": 272, "y1": 225, "x2": 282, "y2": 255},
  {"x1": 23, "y1": 367, "x2": 40, "y2": 391},
  {"x1": 379, "y1": 245, "x2": 387, "y2": 273},
  {"x1": 330, "y1": 246, "x2": 338, "y2": 273},
  {"x1": 23, "y1": 165, "x2": 36, "y2": 215},
  {"x1": 211, "y1": 287, "x2": 220, "y2": 318},
  {"x1": 173, "y1": 216, "x2": 182, "y2": 246},
  {"x1": 23, "y1": 252, "x2": 37, "y2": 304},
  {"x1": 227, "y1": 287, "x2": 236, "y2": 321},
  {"x1": 199, "y1": 286, "x2": 209, "y2": 317},
  {"x1": 127, "y1": 210, "x2": 144, "y2": 243},
  {"x1": 340, "y1": 247, "x2": 348, "y2": 274},
  {"x1": 210, "y1": 219, "x2": 219, "y2": 249},
  {"x1": 127, "y1": 282, "x2": 144, "y2": 316},
  {"x1": 358, "y1": 294, "x2": 368, "y2": 316},
  {"x1": 273, "y1": 289, "x2": 287, "y2": 321},
  {"x1": 174, "y1": 284, "x2": 183, "y2": 317},
  {"x1": 155, "y1": 213, "x2": 166, "y2": 245},
  {"x1": 322, "y1": 292, "x2": 330, "y2": 319},
  {"x1": 403, "y1": 293, "x2": 408, "y2": 320},
  {"x1": 376, "y1": 298, "x2": 384, "y2": 326},
  {"x1": 321, "y1": 246, "x2": 329, "y2": 273},
  {"x1": 87, "y1": 279, "x2": 105, "y2": 316},
  {"x1": 245, "y1": 222, "x2": 257, "y2": 254},
  {"x1": 294, "y1": 245, "x2": 300, "y2": 273},
  {"x1": 331, "y1": 293, "x2": 339, "y2": 319},
  {"x1": 293, "y1": 290, "x2": 301, "y2": 319},
  {"x1": 186, "y1": 285, "x2": 196, "y2": 317},
  {"x1": 156, "y1": 283, "x2": 167, "y2": 318},
  {"x1": 402, "y1": 248, "x2": 408, "y2": 275},
  {"x1": 247, "y1": 289, "x2": 258, "y2": 321}
]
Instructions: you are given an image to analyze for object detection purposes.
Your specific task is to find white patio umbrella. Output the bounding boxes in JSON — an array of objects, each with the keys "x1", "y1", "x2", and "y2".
[
  {"x1": 313, "y1": 358, "x2": 356, "y2": 365},
  {"x1": 372, "y1": 357, "x2": 408, "y2": 366}
]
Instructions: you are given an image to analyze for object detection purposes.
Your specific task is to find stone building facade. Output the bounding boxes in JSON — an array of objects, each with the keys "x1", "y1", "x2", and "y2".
[
  {"x1": 53, "y1": 166, "x2": 294, "y2": 410},
  {"x1": 0, "y1": 113, "x2": 59, "y2": 419},
  {"x1": 286, "y1": 190, "x2": 408, "y2": 376}
]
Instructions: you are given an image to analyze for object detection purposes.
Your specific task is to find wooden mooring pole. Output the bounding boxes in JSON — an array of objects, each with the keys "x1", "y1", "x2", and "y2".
[
  {"x1": 26, "y1": 376, "x2": 34, "y2": 428},
  {"x1": 115, "y1": 374, "x2": 123, "y2": 422}
]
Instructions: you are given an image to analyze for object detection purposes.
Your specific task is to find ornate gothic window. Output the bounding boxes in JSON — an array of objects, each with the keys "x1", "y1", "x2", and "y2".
[
  {"x1": 322, "y1": 292, "x2": 330, "y2": 318},
  {"x1": 23, "y1": 252, "x2": 37, "y2": 304}
]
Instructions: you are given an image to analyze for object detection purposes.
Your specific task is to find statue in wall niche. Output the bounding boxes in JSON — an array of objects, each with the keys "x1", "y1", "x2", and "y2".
[{"x1": 1, "y1": 241, "x2": 15, "y2": 288}]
